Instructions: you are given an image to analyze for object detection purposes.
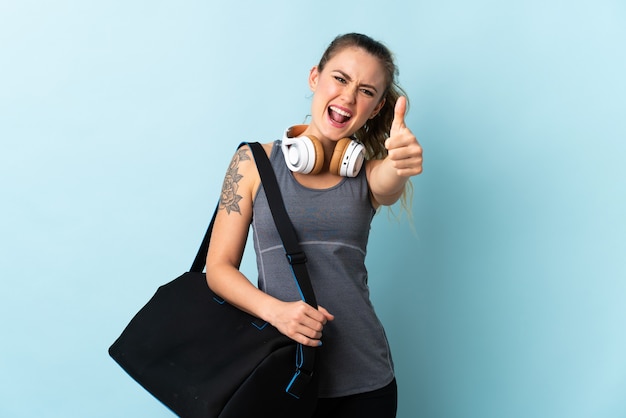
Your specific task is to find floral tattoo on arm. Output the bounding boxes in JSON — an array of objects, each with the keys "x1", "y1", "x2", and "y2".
[{"x1": 219, "y1": 148, "x2": 251, "y2": 215}]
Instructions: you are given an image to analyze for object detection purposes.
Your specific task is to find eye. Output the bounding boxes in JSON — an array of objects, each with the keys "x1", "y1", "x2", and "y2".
[
  {"x1": 360, "y1": 88, "x2": 375, "y2": 97},
  {"x1": 334, "y1": 76, "x2": 347, "y2": 84}
]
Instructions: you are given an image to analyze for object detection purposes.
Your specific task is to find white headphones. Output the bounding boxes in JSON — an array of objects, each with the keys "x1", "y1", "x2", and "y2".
[{"x1": 281, "y1": 125, "x2": 365, "y2": 178}]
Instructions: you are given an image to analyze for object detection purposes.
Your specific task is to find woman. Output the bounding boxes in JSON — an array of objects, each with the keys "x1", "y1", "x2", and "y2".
[{"x1": 206, "y1": 33, "x2": 422, "y2": 418}]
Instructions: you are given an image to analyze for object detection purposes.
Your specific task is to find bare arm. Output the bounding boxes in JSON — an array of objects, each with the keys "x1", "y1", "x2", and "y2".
[
  {"x1": 205, "y1": 144, "x2": 333, "y2": 347},
  {"x1": 367, "y1": 96, "x2": 423, "y2": 207}
]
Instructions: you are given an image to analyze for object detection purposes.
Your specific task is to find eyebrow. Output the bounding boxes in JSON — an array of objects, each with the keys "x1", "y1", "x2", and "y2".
[{"x1": 333, "y1": 69, "x2": 379, "y2": 93}]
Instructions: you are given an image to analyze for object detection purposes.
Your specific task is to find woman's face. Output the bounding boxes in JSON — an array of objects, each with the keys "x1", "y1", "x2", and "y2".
[{"x1": 307, "y1": 47, "x2": 387, "y2": 142}]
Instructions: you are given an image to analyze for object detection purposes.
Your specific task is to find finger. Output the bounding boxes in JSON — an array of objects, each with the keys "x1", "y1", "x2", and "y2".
[
  {"x1": 390, "y1": 96, "x2": 407, "y2": 134},
  {"x1": 318, "y1": 306, "x2": 335, "y2": 322},
  {"x1": 292, "y1": 332, "x2": 323, "y2": 347},
  {"x1": 300, "y1": 321, "x2": 323, "y2": 338},
  {"x1": 303, "y1": 304, "x2": 331, "y2": 324},
  {"x1": 296, "y1": 320, "x2": 325, "y2": 345},
  {"x1": 301, "y1": 314, "x2": 324, "y2": 333},
  {"x1": 282, "y1": 316, "x2": 322, "y2": 340},
  {"x1": 390, "y1": 154, "x2": 423, "y2": 176},
  {"x1": 304, "y1": 338, "x2": 324, "y2": 347}
]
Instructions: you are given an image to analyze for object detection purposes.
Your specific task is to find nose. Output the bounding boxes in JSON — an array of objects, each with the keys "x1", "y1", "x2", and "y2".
[{"x1": 340, "y1": 84, "x2": 357, "y2": 104}]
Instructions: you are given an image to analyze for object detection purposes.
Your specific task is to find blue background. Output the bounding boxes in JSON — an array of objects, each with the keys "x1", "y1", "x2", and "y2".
[{"x1": 1, "y1": 1, "x2": 625, "y2": 417}]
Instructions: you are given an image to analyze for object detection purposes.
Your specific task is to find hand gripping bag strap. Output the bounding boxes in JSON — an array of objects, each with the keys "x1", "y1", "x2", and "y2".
[
  {"x1": 246, "y1": 142, "x2": 318, "y2": 397},
  {"x1": 189, "y1": 142, "x2": 317, "y2": 398}
]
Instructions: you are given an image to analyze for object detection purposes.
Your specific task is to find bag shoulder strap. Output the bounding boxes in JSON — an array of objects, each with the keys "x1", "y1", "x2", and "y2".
[
  {"x1": 190, "y1": 142, "x2": 317, "y2": 308},
  {"x1": 247, "y1": 142, "x2": 318, "y2": 308},
  {"x1": 191, "y1": 142, "x2": 317, "y2": 397}
]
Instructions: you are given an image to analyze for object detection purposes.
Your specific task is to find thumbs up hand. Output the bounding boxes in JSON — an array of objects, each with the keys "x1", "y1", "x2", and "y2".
[{"x1": 384, "y1": 96, "x2": 423, "y2": 177}]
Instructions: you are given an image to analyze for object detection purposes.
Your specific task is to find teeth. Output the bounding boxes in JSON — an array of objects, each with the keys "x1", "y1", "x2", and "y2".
[{"x1": 330, "y1": 106, "x2": 352, "y2": 118}]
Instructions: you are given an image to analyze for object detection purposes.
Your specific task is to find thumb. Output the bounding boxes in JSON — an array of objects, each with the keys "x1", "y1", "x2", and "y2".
[{"x1": 390, "y1": 96, "x2": 407, "y2": 134}]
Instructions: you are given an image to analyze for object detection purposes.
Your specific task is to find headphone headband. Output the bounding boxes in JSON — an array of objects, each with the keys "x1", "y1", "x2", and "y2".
[{"x1": 281, "y1": 125, "x2": 365, "y2": 177}]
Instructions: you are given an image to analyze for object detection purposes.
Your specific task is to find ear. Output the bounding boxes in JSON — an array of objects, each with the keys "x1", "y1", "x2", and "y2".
[
  {"x1": 309, "y1": 66, "x2": 320, "y2": 92},
  {"x1": 369, "y1": 98, "x2": 386, "y2": 119}
]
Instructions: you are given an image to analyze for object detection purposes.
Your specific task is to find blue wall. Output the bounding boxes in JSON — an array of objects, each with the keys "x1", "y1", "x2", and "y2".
[{"x1": 1, "y1": 1, "x2": 624, "y2": 417}]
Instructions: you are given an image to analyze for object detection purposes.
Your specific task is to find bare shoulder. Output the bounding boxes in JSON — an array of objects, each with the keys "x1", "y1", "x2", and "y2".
[
  {"x1": 364, "y1": 159, "x2": 384, "y2": 209},
  {"x1": 364, "y1": 158, "x2": 384, "y2": 186},
  {"x1": 218, "y1": 146, "x2": 258, "y2": 215},
  {"x1": 261, "y1": 141, "x2": 274, "y2": 157},
  {"x1": 241, "y1": 141, "x2": 274, "y2": 159}
]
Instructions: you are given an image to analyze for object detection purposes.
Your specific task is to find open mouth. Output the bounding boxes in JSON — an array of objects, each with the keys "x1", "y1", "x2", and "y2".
[{"x1": 328, "y1": 105, "x2": 352, "y2": 124}]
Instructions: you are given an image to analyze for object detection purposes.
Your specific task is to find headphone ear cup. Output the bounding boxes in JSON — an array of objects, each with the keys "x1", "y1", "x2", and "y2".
[
  {"x1": 307, "y1": 135, "x2": 325, "y2": 175},
  {"x1": 329, "y1": 139, "x2": 351, "y2": 176},
  {"x1": 330, "y1": 139, "x2": 365, "y2": 177},
  {"x1": 283, "y1": 135, "x2": 325, "y2": 174}
]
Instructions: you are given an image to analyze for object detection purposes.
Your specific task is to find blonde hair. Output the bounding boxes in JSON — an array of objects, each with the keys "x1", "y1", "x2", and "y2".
[{"x1": 318, "y1": 33, "x2": 413, "y2": 214}]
